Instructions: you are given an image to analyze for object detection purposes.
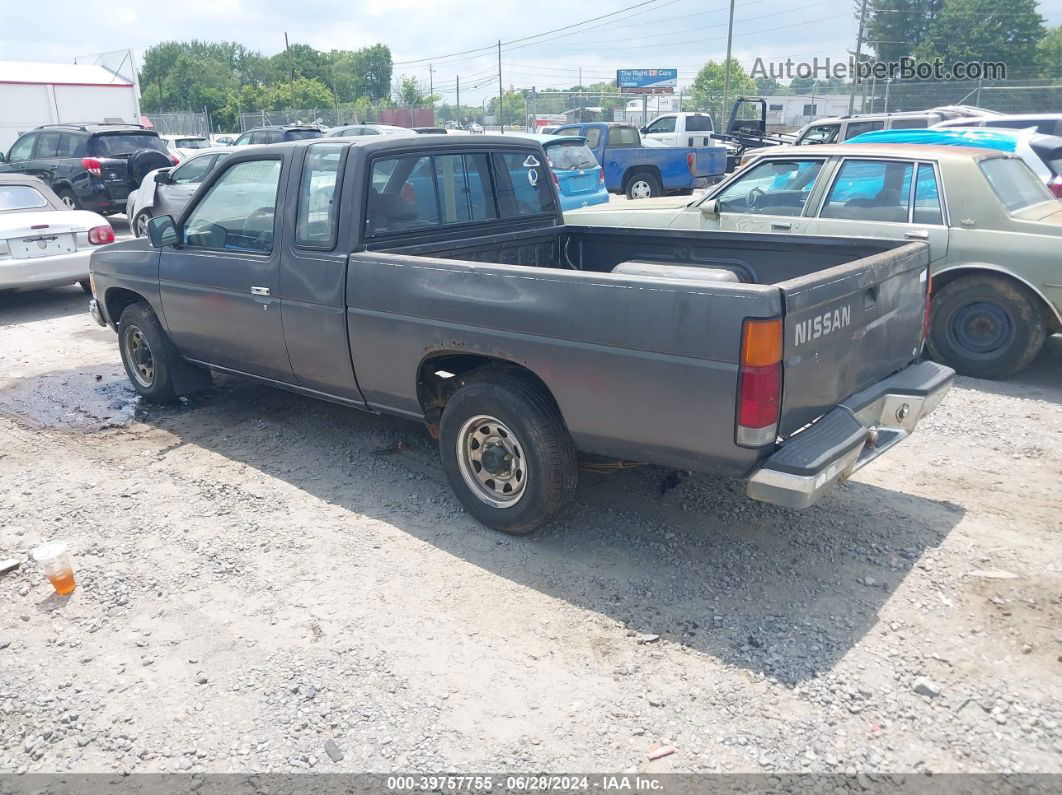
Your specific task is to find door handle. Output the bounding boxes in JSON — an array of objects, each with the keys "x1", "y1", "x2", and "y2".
[
  {"x1": 250, "y1": 286, "x2": 270, "y2": 296},
  {"x1": 904, "y1": 230, "x2": 929, "y2": 240},
  {"x1": 771, "y1": 221, "x2": 792, "y2": 230}
]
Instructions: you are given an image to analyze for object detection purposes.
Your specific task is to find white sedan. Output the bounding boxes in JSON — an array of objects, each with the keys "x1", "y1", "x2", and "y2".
[{"x1": 0, "y1": 174, "x2": 114, "y2": 293}]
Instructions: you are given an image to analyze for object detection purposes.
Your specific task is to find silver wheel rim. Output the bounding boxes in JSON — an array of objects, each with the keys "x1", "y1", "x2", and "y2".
[
  {"x1": 630, "y1": 180, "x2": 652, "y2": 199},
  {"x1": 456, "y1": 414, "x2": 528, "y2": 508},
  {"x1": 124, "y1": 325, "x2": 154, "y2": 387},
  {"x1": 135, "y1": 213, "x2": 150, "y2": 236},
  {"x1": 61, "y1": 195, "x2": 76, "y2": 209}
]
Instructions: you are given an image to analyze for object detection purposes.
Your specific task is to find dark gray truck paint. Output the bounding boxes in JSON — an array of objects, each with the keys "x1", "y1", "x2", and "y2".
[{"x1": 89, "y1": 135, "x2": 953, "y2": 530}]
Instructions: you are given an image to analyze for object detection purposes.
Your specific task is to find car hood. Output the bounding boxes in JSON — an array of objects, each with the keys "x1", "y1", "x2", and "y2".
[
  {"x1": 0, "y1": 209, "x2": 108, "y2": 236},
  {"x1": 569, "y1": 196, "x2": 696, "y2": 214}
]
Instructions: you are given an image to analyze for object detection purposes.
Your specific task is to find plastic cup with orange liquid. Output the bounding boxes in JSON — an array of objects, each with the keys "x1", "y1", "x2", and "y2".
[{"x1": 32, "y1": 541, "x2": 76, "y2": 596}]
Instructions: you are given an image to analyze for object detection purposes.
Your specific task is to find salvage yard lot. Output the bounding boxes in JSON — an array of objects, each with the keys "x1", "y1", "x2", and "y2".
[{"x1": 1, "y1": 286, "x2": 1060, "y2": 774}]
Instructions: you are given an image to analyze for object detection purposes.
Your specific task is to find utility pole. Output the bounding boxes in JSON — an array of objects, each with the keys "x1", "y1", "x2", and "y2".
[
  {"x1": 848, "y1": 0, "x2": 869, "y2": 115},
  {"x1": 721, "y1": 0, "x2": 736, "y2": 127},
  {"x1": 456, "y1": 75, "x2": 460, "y2": 126},
  {"x1": 429, "y1": 64, "x2": 434, "y2": 102},
  {"x1": 284, "y1": 33, "x2": 295, "y2": 111},
  {"x1": 497, "y1": 40, "x2": 504, "y2": 133}
]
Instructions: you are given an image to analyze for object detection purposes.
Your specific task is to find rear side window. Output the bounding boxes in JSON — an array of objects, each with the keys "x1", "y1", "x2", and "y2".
[
  {"x1": 296, "y1": 143, "x2": 345, "y2": 248},
  {"x1": 820, "y1": 159, "x2": 913, "y2": 222},
  {"x1": 889, "y1": 118, "x2": 929, "y2": 130},
  {"x1": 844, "y1": 120, "x2": 885, "y2": 140},
  {"x1": 35, "y1": 133, "x2": 62, "y2": 159},
  {"x1": 979, "y1": 157, "x2": 1053, "y2": 211},
  {"x1": 685, "y1": 114, "x2": 713, "y2": 132},
  {"x1": 93, "y1": 133, "x2": 168, "y2": 156},
  {"x1": 607, "y1": 127, "x2": 639, "y2": 147},
  {"x1": 913, "y1": 164, "x2": 944, "y2": 225},
  {"x1": 58, "y1": 135, "x2": 86, "y2": 157},
  {"x1": 493, "y1": 150, "x2": 558, "y2": 217},
  {"x1": 799, "y1": 124, "x2": 839, "y2": 144}
]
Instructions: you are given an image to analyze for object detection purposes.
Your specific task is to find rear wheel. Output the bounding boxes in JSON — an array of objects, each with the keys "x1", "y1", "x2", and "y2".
[
  {"x1": 625, "y1": 172, "x2": 662, "y2": 200},
  {"x1": 118, "y1": 302, "x2": 180, "y2": 402},
  {"x1": 439, "y1": 371, "x2": 578, "y2": 535},
  {"x1": 133, "y1": 209, "x2": 153, "y2": 238},
  {"x1": 78, "y1": 279, "x2": 91, "y2": 295},
  {"x1": 57, "y1": 189, "x2": 80, "y2": 210},
  {"x1": 927, "y1": 274, "x2": 1046, "y2": 379}
]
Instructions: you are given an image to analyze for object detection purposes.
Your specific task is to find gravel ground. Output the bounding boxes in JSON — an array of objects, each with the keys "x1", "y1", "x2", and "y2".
[{"x1": 0, "y1": 286, "x2": 1059, "y2": 776}]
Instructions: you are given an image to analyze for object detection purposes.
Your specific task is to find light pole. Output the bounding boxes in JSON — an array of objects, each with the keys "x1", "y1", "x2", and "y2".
[{"x1": 884, "y1": 78, "x2": 892, "y2": 114}]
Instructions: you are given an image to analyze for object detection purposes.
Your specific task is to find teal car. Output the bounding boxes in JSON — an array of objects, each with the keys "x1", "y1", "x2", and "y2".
[{"x1": 512, "y1": 133, "x2": 609, "y2": 211}]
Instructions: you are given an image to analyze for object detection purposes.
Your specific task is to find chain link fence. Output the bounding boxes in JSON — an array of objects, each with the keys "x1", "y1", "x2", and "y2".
[
  {"x1": 236, "y1": 106, "x2": 437, "y2": 132},
  {"x1": 147, "y1": 111, "x2": 211, "y2": 136}
]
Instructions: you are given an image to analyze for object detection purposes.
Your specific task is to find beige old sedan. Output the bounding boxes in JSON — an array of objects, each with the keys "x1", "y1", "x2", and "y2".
[{"x1": 569, "y1": 143, "x2": 1062, "y2": 379}]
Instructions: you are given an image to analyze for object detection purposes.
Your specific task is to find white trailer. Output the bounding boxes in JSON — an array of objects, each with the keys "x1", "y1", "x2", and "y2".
[{"x1": 0, "y1": 60, "x2": 141, "y2": 152}]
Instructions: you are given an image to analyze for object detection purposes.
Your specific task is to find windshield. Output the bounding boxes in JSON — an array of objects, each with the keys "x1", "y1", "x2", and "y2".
[
  {"x1": 93, "y1": 133, "x2": 169, "y2": 157},
  {"x1": 0, "y1": 185, "x2": 48, "y2": 211},
  {"x1": 546, "y1": 141, "x2": 598, "y2": 171},
  {"x1": 979, "y1": 157, "x2": 1053, "y2": 211},
  {"x1": 175, "y1": 138, "x2": 209, "y2": 149},
  {"x1": 285, "y1": 129, "x2": 323, "y2": 141}
]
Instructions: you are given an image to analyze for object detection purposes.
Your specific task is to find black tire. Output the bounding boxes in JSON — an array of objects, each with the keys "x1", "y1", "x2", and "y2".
[
  {"x1": 625, "y1": 171, "x2": 663, "y2": 200},
  {"x1": 927, "y1": 274, "x2": 1046, "y2": 379},
  {"x1": 78, "y1": 279, "x2": 92, "y2": 295},
  {"x1": 117, "y1": 302, "x2": 180, "y2": 402},
  {"x1": 438, "y1": 370, "x2": 578, "y2": 535},
  {"x1": 133, "y1": 209, "x2": 153, "y2": 238},
  {"x1": 57, "y1": 189, "x2": 80, "y2": 210},
  {"x1": 128, "y1": 149, "x2": 173, "y2": 187}
]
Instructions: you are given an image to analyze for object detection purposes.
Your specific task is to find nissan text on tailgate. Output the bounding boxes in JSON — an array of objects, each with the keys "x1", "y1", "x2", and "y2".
[{"x1": 87, "y1": 136, "x2": 954, "y2": 534}]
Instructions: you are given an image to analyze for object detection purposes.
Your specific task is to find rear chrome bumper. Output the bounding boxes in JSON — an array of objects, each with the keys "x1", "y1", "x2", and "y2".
[{"x1": 747, "y1": 360, "x2": 954, "y2": 509}]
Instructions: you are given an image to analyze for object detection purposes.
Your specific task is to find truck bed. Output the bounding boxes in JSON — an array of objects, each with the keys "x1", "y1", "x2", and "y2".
[{"x1": 350, "y1": 225, "x2": 929, "y2": 469}]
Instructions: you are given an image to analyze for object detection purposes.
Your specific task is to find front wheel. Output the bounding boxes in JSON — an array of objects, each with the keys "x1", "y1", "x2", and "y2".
[
  {"x1": 439, "y1": 373, "x2": 578, "y2": 535},
  {"x1": 926, "y1": 274, "x2": 1046, "y2": 379},
  {"x1": 625, "y1": 172, "x2": 662, "y2": 200},
  {"x1": 118, "y1": 302, "x2": 180, "y2": 402}
]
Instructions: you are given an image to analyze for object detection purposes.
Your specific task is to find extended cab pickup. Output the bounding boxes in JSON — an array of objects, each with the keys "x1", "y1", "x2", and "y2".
[
  {"x1": 554, "y1": 122, "x2": 727, "y2": 199},
  {"x1": 88, "y1": 136, "x2": 953, "y2": 534}
]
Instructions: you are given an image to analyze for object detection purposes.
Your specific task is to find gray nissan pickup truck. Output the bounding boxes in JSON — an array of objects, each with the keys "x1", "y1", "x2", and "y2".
[{"x1": 88, "y1": 135, "x2": 953, "y2": 534}]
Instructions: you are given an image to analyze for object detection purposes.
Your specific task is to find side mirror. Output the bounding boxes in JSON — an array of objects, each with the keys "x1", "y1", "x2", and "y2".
[
  {"x1": 699, "y1": 198, "x2": 720, "y2": 218},
  {"x1": 0, "y1": 152, "x2": 6, "y2": 163},
  {"x1": 154, "y1": 170, "x2": 173, "y2": 185},
  {"x1": 639, "y1": 126, "x2": 648, "y2": 134},
  {"x1": 147, "y1": 215, "x2": 179, "y2": 248}
]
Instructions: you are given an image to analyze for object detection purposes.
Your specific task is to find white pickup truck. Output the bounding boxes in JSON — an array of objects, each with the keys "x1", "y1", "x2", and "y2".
[{"x1": 640, "y1": 112, "x2": 717, "y2": 148}]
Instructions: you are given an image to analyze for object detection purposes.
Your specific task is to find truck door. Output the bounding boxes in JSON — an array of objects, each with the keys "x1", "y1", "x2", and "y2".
[
  {"x1": 676, "y1": 156, "x2": 828, "y2": 234},
  {"x1": 158, "y1": 154, "x2": 294, "y2": 382},
  {"x1": 642, "y1": 115, "x2": 677, "y2": 147},
  {"x1": 807, "y1": 158, "x2": 949, "y2": 261}
]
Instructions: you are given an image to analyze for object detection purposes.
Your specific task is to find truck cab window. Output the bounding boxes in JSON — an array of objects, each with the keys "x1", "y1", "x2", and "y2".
[
  {"x1": 714, "y1": 159, "x2": 824, "y2": 215},
  {"x1": 366, "y1": 155, "x2": 441, "y2": 235},
  {"x1": 607, "y1": 127, "x2": 639, "y2": 148},
  {"x1": 296, "y1": 143, "x2": 345, "y2": 247},
  {"x1": 183, "y1": 159, "x2": 282, "y2": 253},
  {"x1": 493, "y1": 151, "x2": 558, "y2": 217},
  {"x1": 646, "y1": 116, "x2": 675, "y2": 134},
  {"x1": 434, "y1": 153, "x2": 497, "y2": 224},
  {"x1": 820, "y1": 159, "x2": 913, "y2": 222},
  {"x1": 799, "y1": 124, "x2": 839, "y2": 145}
]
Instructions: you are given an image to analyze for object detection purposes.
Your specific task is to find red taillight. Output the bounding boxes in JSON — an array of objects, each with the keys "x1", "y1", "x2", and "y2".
[
  {"x1": 598, "y1": 167, "x2": 605, "y2": 185},
  {"x1": 88, "y1": 225, "x2": 115, "y2": 245},
  {"x1": 1049, "y1": 176, "x2": 1062, "y2": 198},
  {"x1": 687, "y1": 152, "x2": 696, "y2": 176},
  {"x1": 82, "y1": 157, "x2": 103, "y2": 177},
  {"x1": 169, "y1": 154, "x2": 180, "y2": 165},
  {"x1": 736, "y1": 317, "x2": 783, "y2": 447}
]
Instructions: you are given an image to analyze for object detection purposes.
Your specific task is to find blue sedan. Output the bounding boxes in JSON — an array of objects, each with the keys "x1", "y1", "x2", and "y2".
[{"x1": 513, "y1": 133, "x2": 609, "y2": 211}]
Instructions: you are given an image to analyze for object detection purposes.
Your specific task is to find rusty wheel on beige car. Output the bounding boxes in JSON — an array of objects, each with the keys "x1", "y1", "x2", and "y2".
[
  {"x1": 438, "y1": 368, "x2": 578, "y2": 535},
  {"x1": 927, "y1": 274, "x2": 1046, "y2": 380}
]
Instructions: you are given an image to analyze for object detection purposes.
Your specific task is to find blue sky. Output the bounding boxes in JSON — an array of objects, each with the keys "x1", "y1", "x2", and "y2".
[{"x1": 3, "y1": 0, "x2": 1060, "y2": 103}]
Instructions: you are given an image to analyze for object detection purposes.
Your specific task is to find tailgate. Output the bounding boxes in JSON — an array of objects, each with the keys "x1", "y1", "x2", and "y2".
[{"x1": 777, "y1": 241, "x2": 929, "y2": 436}]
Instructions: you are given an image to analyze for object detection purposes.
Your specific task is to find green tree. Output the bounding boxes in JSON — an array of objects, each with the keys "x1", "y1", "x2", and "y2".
[
  {"x1": 394, "y1": 76, "x2": 437, "y2": 106},
  {"x1": 916, "y1": 0, "x2": 1045, "y2": 75},
  {"x1": 1040, "y1": 25, "x2": 1062, "y2": 74},
  {"x1": 865, "y1": 0, "x2": 944, "y2": 61},
  {"x1": 754, "y1": 76, "x2": 783, "y2": 94},
  {"x1": 689, "y1": 59, "x2": 756, "y2": 124}
]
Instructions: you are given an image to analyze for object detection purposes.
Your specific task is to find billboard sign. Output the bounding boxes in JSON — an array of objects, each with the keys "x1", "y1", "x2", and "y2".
[{"x1": 617, "y1": 69, "x2": 678, "y2": 94}]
